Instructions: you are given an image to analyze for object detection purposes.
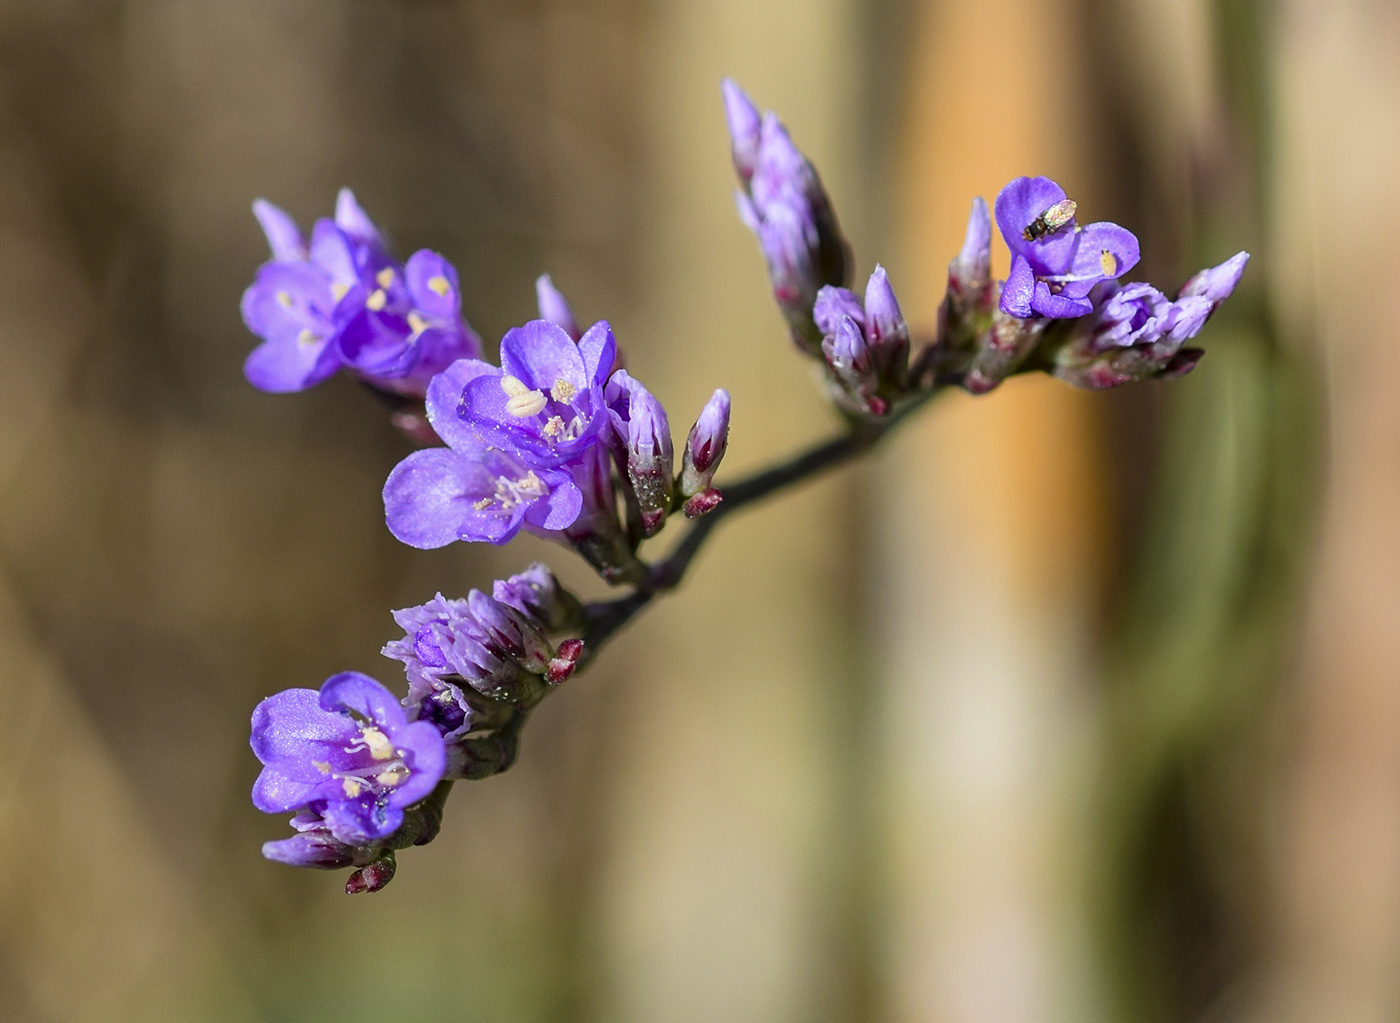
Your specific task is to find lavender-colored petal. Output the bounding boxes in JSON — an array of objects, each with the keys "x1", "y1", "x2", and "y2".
[
  {"x1": 323, "y1": 796, "x2": 402, "y2": 846},
  {"x1": 386, "y1": 719, "x2": 448, "y2": 807},
  {"x1": 1001, "y1": 255, "x2": 1036, "y2": 318},
  {"x1": 252, "y1": 766, "x2": 329, "y2": 814},
  {"x1": 309, "y1": 220, "x2": 361, "y2": 292},
  {"x1": 953, "y1": 196, "x2": 992, "y2": 282},
  {"x1": 405, "y1": 250, "x2": 462, "y2": 322},
  {"x1": 319, "y1": 672, "x2": 410, "y2": 733},
  {"x1": 335, "y1": 188, "x2": 387, "y2": 252},
  {"x1": 252, "y1": 199, "x2": 308, "y2": 262},
  {"x1": 1064, "y1": 221, "x2": 1140, "y2": 292},
  {"x1": 337, "y1": 310, "x2": 418, "y2": 378},
  {"x1": 524, "y1": 476, "x2": 583, "y2": 531},
  {"x1": 995, "y1": 176, "x2": 1076, "y2": 267},
  {"x1": 1030, "y1": 283, "x2": 1093, "y2": 319},
  {"x1": 577, "y1": 320, "x2": 618, "y2": 388},
  {"x1": 251, "y1": 688, "x2": 359, "y2": 764},
  {"x1": 721, "y1": 78, "x2": 762, "y2": 183},
  {"x1": 1179, "y1": 251, "x2": 1249, "y2": 306},
  {"x1": 425, "y1": 359, "x2": 496, "y2": 451},
  {"x1": 385, "y1": 448, "x2": 494, "y2": 548},
  {"x1": 261, "y1": 831, "x2": 357, "y2": 869},
  {"x1": 535, "y1": 274, "x2": 582, "y2": 341},
  {"x1": 688, "y1": 389, "x2": 730, "y2": 474},
  {"x1": 500, "y1": 320, "x2": 588, "y2": 393},
  {"x1": 1162, "y1": 295, "x2": 1214, "y2": 342},
  {"x1": 240, "y1": 261, "x2": 331, "y2": 342},
  {"x1": 813, "y1": 286, "x2": 864, "y2": 337},
  {"x1": 243, "y1": 335, "x2": 341, "y2": 394}
]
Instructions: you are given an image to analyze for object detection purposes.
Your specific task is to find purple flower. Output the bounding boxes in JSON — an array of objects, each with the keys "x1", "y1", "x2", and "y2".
[
  {"x1": 262, "y1": 810, "x2": 369, "y2": 870},
  {"x1": 536, "y1": 274, "x2": 582, "y2": 341},
  {"x1": 679, "y1": 389, "x2": 731, "y2": 500},
  {"x1": 250, "y1": 672, "x2": 447, "y2": 845},
  {"x1": 606, "y1": 370, "x2": 674, "y2": 536},
  {"x1": 241, "y1": 191, "x2": 481, "y2": 397},
  {"x1": 456, "y1": 319, "x2": 617, "y2": 468},
  {"x1": 724, "y1": 79, "x2": 850, "y2": 350},
  {"x1": 383, "y1": 360, "x2": 584, "y2": 548},
  {"x1": 994, "y1": 176, "x2": 1139, "y2": 319}
]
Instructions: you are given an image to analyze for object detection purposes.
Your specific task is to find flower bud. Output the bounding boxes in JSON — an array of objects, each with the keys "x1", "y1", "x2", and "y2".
[
  {"x1": 345, "y1": 851, "x2": 396, "y2": 894},
  {"x1": 863, "y1": 265, "x2": 909, "y2": 387},
  {"x1": 606, "y1": 371, "x2": 674, "y2": 537},
  {"x1": 721, "y1": 78, "x2": 762, "y2": 184},
  {"x1": 535, "y1": 273, "x2": 581, "y2": 341},
  {"x1": 822, "y1": 315, "x2": 886, "y2": 414},
  {"x1": 546, "y1": 638, "x2": 585, "y2": 684},
  {"x1": 1178, "y1": 251, "x2": 1249, "y2": 308},
  {"x1": 467, "y1": 590, "x2": 551, "y2": 673},
  {"x1": 679, "y1": 389, "x2": 731, "y2": 497},
  {"x1": 683, "y1": 487, "x2": 724, "y2": 519},
  {"x1": 492, "y1": 562, "x2": 582, "y2": 632}
]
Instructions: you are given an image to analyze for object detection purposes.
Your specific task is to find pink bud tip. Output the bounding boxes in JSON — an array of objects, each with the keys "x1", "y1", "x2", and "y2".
[
  {"x1": 683, "y1": 488, "x2": 723, "y2": 519},
  {"x1": 546, "y1": 638, "x2": 585, "y2": 683},
  {"x1": 640, "y1": 507, "x2": 666, "y2": 537},
  {"x1": 345, "y1": 857, "x2": 395, "y2": 894},
  {"x1": 390, "y1": 409, "x2": 442, "y2": 447}
]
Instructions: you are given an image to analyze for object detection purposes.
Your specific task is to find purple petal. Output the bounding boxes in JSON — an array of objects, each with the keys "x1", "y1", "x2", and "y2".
[
  {"x1": 524, "y1": 476, "x2": 583, "y2": 531},
  {"x1": 388, "y1": 719, "x2": 449, "y2": 807},
  {"x1": 252, "y1": 765, "x2": 330, "y2": 814},
  {"x1": 535, "y1": 274, "x2": 581, "y2": 340},
  {"x1": 261, "y1": 831, "x2": 356, "y2": 869},
  {"x1": 1030, "y1": 282, "x2": 1093, "y2": 319},
  {"x1": 578, "y1": 320, "x2": 618, "y2": 388},
  {"x1": 426, "y1": 360, "x2": 497, "y2": 451},
  {"x1": 323, "y1": 796, "x2": 402, "y2": 845},
  {"x1": 319, "y1": 672, "x2": 409, "y2": 733},
  {"x1": 252, "y1": 199, "x2": 308, "y2": 262},
  {"x1": 337, "y1": 311, "x2": 417, "y2": 378},
  {"x1": 500, "y1": 320, "x2": 587, "y2": 392},
  {"x1": 1179, "y1": 251, "x2": 1249, "y2": 306},
  {"x1": 955, "y1": 197, "x2": 991, "y2": 278},
  {"x1": 335, "y1": 188, "x2": 387, "y2": 252},
  {"x1": 251, "y1": 688, "x2": 359, "y2": 763},
  {"x1": 309, "y1": 220, "x2": 360, "y2": 290},
  {"x1": 813, "y1": 286, "x2": 864, "y2": 337},
  {"x1": 1065, "y1": 222, "x2": 1140, "y2": 293},
  {"x1": 863, "y1": 265, "x2": 906, "y2": 346},
  {"x1": 243, "y1": 335, "x2": 342, "y2": 393},
  {"x1": 405, "y1": 250, "x2": 461, "y2": 322},
  {"x1": 1000, "y1": 255, "x2": 1036, "y2": 318},
  {"x1": 385, "y1": 447, "x2": 492, "y2": 549},
  {"x1": 994, "y1": 176, "x2": 1074, "y2": 266},
  {"x1": 722, "y1": 78, "x2": 762, "y2": 182}
]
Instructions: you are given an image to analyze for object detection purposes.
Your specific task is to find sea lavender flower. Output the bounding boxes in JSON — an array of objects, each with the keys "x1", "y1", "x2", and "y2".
[
  {"x1": 383, "y1": 360, "x2": 584, "y2": 548},
  {"x1": 994, "y1": 176, "x2": 1139, "y2": 319},
  {"x1": 250, "y1": 672, "x2": 447, "y2": 845},
  {"x1": 1049, "y1": 252, "x2": 1249, "y2": 389},
  {"x1": 813, "y1": 265, "x2": 911, "y2": 414},
  {"x1": 241, "y1": 190, "x2": 481, "y2": 397},
  {"x1": 536, "y1": 273, "x2": 582, "y2": 341},
  {"x1": 678, "y1": 389, "x2": 730, "y2": 515},
  {"x1": 606, "y1": 370, "x2": 674, "y2": 536},
  {"x1": 456, "y1": 319, "x2": 617, "y2": 468},
  {"x1": 724, "y1": 79, "x2": 851, "y2": 351}
]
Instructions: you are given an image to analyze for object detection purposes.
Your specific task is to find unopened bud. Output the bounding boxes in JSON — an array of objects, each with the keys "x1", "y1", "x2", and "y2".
[
  {"x1": 683, "y1": 487, "x2": 724, "y2": 519},
  {"x1": 467, "y1": 590, "x2": 551, "y2": 673},
  {"x1": 863, "y1": 265, "x2": 910, "y2": 388},
  {"x1": 546, "y1": 638, "x2": 585, "y2": 683},
  {"x1": 493, "y1": 562, "x2": 583, "y2": 632},
  {"x1": 535, "y1": 273, "x2": 581, "y2": 340},
  {"x1": 679, "y1": 389, "x2": 731, "y2": 497},
  {"x1": 822, "y1": 315, "x2": 885, "y2": 414},
  {"x1": 607, "y1": 371, "x2": 673, "y2": 537},
  {"x1": 721, "y1": 78, "x2": 762, "y2": 184},
  {"x1": 345, "y1": 851, "x2": 396, "y2": 894}
]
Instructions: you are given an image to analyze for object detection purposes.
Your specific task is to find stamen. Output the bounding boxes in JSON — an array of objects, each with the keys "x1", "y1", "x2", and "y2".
[
  {"x1": 473, "y1": 498, "x2": 493, "y2": 510},
  {"x1": 376, "y1": 267, "x2": 395, "y2": 288},
  {"x1": 427, "y1": 275, "x2": 452, "y2": 297},
  {"x1": 501, "y1": 376, "x2": 547, "y2": 417},
  {"x1": 375, "y1": 768, "x2": 405, "y2": 788},
  {"x1": 366, "y1": 289, "x2": 388, "y2": 312},
  {"x1": 550, "y1": 378, "x2": 577, "y2": 403},
  {"x1": 297, "y1": 328, "x2": 319, "y2": 346},
  {"x1": 313, "y1": 761, "x2": 331, "y2": 774},
  {"x1": 342, "y1": 778, "x2": 363, "y2": 797},
  {"x1": 408, "y1": 312, "x2": 429, "y2": 335},
  {"x1": 1099, "y1": 250, "x2": 1117, "y2": 277},
  {"x1": 543, "y1": 416, "x2": 564, "y2": 437},
  {"x1": 276, "y1": 290, "x2": 293, "y2": 308},
  {"x1": 361, "y1": 726, "x2": 395, "y2": 762},
  {"x1": 331, "y1": 282, "x2": 350, "y2": 301}
]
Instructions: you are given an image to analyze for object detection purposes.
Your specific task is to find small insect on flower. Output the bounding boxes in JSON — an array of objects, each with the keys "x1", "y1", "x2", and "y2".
[{"x1": 1022, "y1": 199, "x2": 1078, "y2": 242}]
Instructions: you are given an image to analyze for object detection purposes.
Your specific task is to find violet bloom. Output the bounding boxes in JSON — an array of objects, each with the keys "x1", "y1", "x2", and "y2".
[
  {"x1": 995, "y1": 176, "x2": 1139, "y2": 319},
  {"x1": 724, "y1": 79, "x2": 850, "y2": 349},
  {"x1": 456, "y1": 319, "x2": 616, "y2": 468},
  {"x1": 241, "y1": 190, "x2": 481, "y2": 397},
  {"x1": 383, "y1": 360, "x2": 584, "y2": 548},
  {"x1": 251, "y1": 672, "x2": 446, "y2": 845}
]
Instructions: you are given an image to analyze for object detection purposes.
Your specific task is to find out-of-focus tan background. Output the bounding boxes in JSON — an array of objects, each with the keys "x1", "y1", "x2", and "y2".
[{"x1": 0, "y1": 0, "x2": 1392, "y2": 1020}]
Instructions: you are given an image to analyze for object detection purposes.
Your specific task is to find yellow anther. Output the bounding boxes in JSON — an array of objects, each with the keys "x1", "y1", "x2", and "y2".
[
  {"x1": 331, "y1": 282, "x2": 350, "y2": 301},
  {"x1": 361, "y1": 726, "x2": 395, "y2": 761},
  {"x1": 427, "y1": 275, "x2": 452, "y2": 297},
  {"x1": 366, "y1": 289, "x2": 388, "y2": 311},
  {"x1": 313, "y1": 761, "x2": 331, "y2": 775},
  {"x1": 518, "y1": 471, "x2": 544, "y2": 494},
  {"x1": 297, "y1": 328, "x2": 318, "y2": 346},
  {"x1": 376, "y1": 267, "x2": 395, "y2": 288},
  {"x1": 501, "y1": 376, "x2": 546, "y2": 417},
  {"x1": 342, "y1": 778, "x2": 363, "y2": 797},
  {"x1": 376, "y1": 770, "x2": 403, "y2": 788},
  {"x1": 276, "y1": 290, "x2": 293, "y2": 308},
  {"x1": 550, "y1": 378, "x2": 577, "y2": 403},
  {"x1": 408, "y1": 312, "x2": 429, "y2": 335},
  {"x1": 1099, "y1": 250, "x2": 1117, "y2": 277},
  {"x1": 543, "y1": 416, "x2": 564, "y2": 437},
  {"x1": 473, "y1": 498, "x2": 493, "y2": 510}
]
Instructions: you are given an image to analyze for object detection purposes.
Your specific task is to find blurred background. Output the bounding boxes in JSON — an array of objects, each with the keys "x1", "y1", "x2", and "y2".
[{"x1": 0, "y1": 0, "x2": 1392, "y2": 1020}]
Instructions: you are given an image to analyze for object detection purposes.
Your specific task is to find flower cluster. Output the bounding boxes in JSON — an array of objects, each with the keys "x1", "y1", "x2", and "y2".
[
  {"x1": 245, "y1": 77, "x2": 1246, "y2": 893},
  {"x1": 241, "y1": 189, "x2": 482, "y2": 397}
]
